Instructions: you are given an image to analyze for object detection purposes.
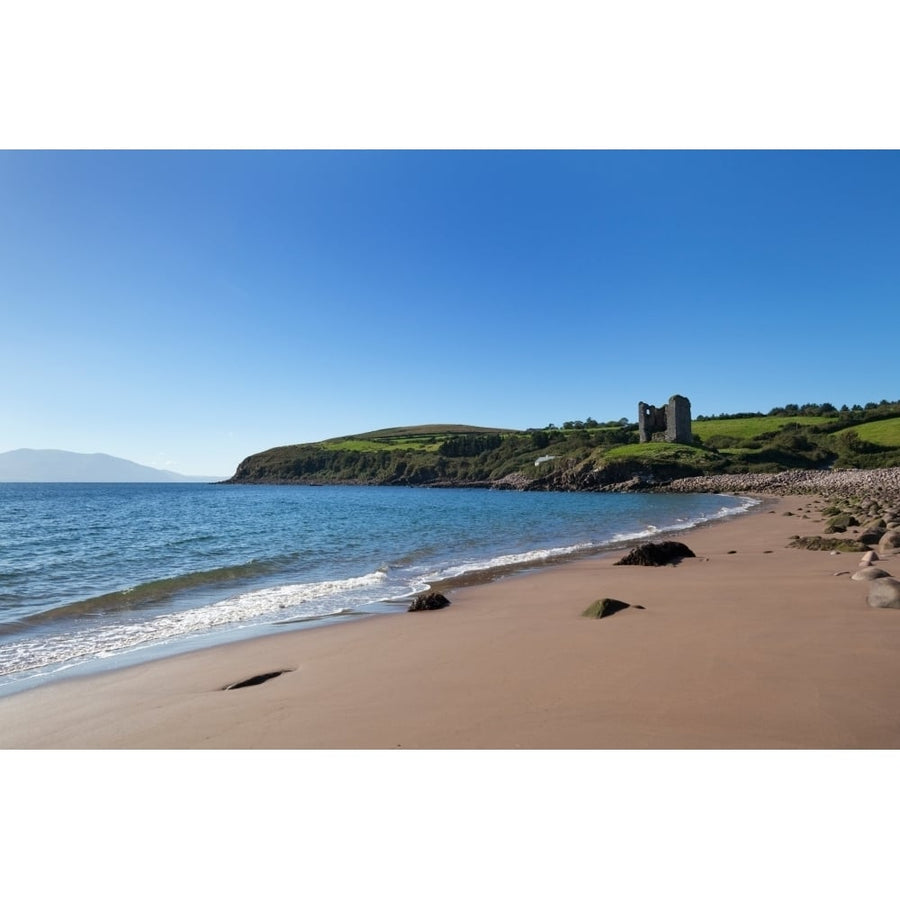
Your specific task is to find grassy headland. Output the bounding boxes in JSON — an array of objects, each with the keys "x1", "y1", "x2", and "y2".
[{"x1": 225, "y1": 402, "x2": 900, "y2": 489}]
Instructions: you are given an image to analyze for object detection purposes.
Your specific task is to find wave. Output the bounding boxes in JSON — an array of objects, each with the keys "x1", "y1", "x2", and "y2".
[
  {"x1": 0, "y1": 569, "x2": 394, "y2": 679},
  {"x1": 0, "y1": 555, "x2": 303, "y2": 636},
  {"x1": 431, "y1": 494, "x2": 760, "y2": 583},
  {"x1": 610, "y1": 494, "x2": 759, "y2": 543},
  {"x1": 430, "y1": 541, "x2": 597, "y2": 581}
]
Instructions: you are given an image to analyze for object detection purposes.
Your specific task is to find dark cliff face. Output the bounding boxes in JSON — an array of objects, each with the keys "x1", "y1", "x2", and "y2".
[
  {"x1": 525, "y1": 459, "x2": 701, "y2": 492},
  {"x1": 225, "y1": 452, "x2": 693, "y2": 492}
]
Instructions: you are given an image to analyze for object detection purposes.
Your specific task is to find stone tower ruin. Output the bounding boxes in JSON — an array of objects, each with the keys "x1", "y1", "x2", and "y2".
[{"x1": 638, "y1": 395, "x2": 692, "y2": 444}]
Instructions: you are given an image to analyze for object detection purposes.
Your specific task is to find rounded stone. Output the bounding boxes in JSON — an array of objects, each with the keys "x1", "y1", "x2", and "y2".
[
  {"x1": 851, "y1": 567, "x2": 892, "y2": 581},
  {"x1": 878, "y1": 530, "x2": 900, "y2": 554},
  {"x1": 867, "y1": 577, "x2": 900, "y2": 610},
  {"x1": 859, "y1": 550, "x2": 880, "y2": 566}
]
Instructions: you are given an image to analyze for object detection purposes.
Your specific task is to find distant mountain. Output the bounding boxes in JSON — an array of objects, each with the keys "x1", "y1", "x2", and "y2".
[{"x1": 0, "y1": 449, "x2": 222, "y2": 483}]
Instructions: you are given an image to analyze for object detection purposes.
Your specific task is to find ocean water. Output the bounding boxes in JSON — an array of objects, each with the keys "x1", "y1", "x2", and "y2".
[{"x1": 0, "y1": 483, "x2": 756, "y2": 694}]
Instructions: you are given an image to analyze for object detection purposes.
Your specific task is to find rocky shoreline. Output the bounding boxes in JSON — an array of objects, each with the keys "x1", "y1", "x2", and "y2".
[
  {"x1": 648, "y1": 467, "x2": 900, "y2": 505},
  {"x1": 228, "y1": 466, "x2": 900, "y2": 507},
  {"x1": 658, "y1": 468, "x2": 900, "y2": 614}
]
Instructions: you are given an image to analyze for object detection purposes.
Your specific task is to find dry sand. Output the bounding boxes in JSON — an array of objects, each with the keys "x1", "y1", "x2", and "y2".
[{"x1": 2, "y1": 494, "x2": 899, "y2": 749}]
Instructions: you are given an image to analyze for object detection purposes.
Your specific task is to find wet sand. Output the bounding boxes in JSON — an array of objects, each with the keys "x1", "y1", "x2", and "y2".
[{"x1": 2, "y1": 494, "x2": 899, "y2": 748}]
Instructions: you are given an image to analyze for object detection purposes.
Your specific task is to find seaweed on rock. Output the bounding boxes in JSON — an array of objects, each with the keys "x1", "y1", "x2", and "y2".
[{"x1": 614, "y1": 541, "x2": 696, "y2": 566}]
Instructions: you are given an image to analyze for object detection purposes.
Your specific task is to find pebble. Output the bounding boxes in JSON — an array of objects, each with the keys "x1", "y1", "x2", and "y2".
[{"x1": 658, "y1": 468, "x2": 900, "y2": 505}]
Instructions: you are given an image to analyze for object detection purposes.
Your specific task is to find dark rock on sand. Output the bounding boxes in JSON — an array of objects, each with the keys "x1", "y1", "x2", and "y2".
[
  {"x1": 408, "y1": 591, "x2": 451, "y2": 612},
  {"x1": 223, "y1": 670, "x2": 291, "y2": 690},
  {"x1": 614, "y1": 541, "x2": 696, "y2": 566},
  {"x1": 867, "y1": 577, "x2": 900, "y2": 610},
  {"x1": 858, "y1": 526, "x2": 887, "y2": 545},
  {"x1": 582, "y1": 598, "x2": 633, "y2": 619}
]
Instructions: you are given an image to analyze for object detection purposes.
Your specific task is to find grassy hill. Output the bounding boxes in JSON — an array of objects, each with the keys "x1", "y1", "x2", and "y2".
[
  {"x1": 226, "y1": 404, "x2": 900, "y2": 488},
  {"x1": 317, "y1": 424, "x2": 512, "y2": 453},
  {"x1": 692, "y1": 416, "x2": 831, "y2": 441},
  {"x1": 833, "y1": 417, "x2": 900, "y2": 448}
]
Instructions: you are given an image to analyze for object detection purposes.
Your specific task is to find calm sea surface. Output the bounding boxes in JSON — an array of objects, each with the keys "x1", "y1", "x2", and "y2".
[{"x1": 0, "y1": 483, "x2": 756, "y2": 694}]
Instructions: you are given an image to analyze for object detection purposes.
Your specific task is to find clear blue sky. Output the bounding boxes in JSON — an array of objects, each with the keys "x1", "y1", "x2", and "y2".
[{"x1": 2, "y1": 150, "x2": 898, "y2": 475}]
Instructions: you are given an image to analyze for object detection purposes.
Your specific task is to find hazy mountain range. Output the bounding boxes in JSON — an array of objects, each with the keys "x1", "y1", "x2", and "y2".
[{"x1": 0, "y1": 449, "x2": 224, "y2": 483}]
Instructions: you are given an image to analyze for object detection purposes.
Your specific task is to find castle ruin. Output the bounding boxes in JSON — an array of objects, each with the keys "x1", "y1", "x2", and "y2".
[{"x1": 638, "y1": 395, "x2": 692, "y2": 444}]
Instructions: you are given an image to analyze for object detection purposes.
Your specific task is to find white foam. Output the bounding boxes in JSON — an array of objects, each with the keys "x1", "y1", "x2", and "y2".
[
  {"x1": 0, "y1": 569, "x2": 393, "y2": 678},
  {"x1": 432, "y1": 542, "x2": 595, "y2": 581},
  {"x1": 611, "y1": 494, "x2": 757, "y2": 542}
]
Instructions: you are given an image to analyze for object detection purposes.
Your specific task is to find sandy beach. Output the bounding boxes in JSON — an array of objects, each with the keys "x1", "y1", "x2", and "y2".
[{"x1": 2, "y1": 491, "x2": 900, "y2": 749}]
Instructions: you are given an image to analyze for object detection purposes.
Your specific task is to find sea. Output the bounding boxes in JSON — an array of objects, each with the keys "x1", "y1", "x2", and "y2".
[{"x1": 0, "y1": 482, "x2": 757, "y2": 696}]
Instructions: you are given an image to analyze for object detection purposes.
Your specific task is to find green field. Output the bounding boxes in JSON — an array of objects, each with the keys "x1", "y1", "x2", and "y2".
[
  {"x1": 834, "y1": 417, "x2": 900, "y2": 448},
  {"x1": 691, "y1": 416, "x2": 832, "y2": 441},
  {"x1": 319, "y1": 437, "x2": 446, "y2": 452},
  {"x1": 344, "y1": 424, "x2": 511, "y2": 439},
  {"x1": 319, "y1": 424, "x2": 514, "y2": 454}
]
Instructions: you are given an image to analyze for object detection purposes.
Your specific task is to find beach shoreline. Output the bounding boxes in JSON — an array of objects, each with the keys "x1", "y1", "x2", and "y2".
[
  {"x1": 0, "y1": 483, "x2": 753, "y2": 690},
  {"x1": 3, "y1": 483, "x2": 900, "y2": 749}
]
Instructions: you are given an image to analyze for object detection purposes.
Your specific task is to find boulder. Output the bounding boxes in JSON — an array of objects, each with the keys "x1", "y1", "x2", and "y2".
[
  {"x1": 824, "y1": 513, "x2": 859, "y2": 534},
  {"x1": 851, "y1": 567, "x2": 892, "y2": 581},
  {"x1": 614, "y1": 541, "x2": 696, "y2": 566},
  {"x1": 408, "y1": 591, "x2": 451, "y2": 612},
  {"x1": 582, "y1": 598, "x2": 633, "y2": 619},
  {"x1": 858, "y1": 527, "x2": 886, "y2": 545},
  {"x1": 867, "y1": 578, "x2": 900, "y2": 610},
  {"x1": 878, "y1": 530, "x2": 900, "y2": 554},
  {"x1": 859, "y1": 550, "x2": 880, "y2": 566}
]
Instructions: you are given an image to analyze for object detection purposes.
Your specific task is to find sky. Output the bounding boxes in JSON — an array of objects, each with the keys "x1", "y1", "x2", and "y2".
[{"x1": 2, "y1": 149, "x2": 899, "y2": 475}]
